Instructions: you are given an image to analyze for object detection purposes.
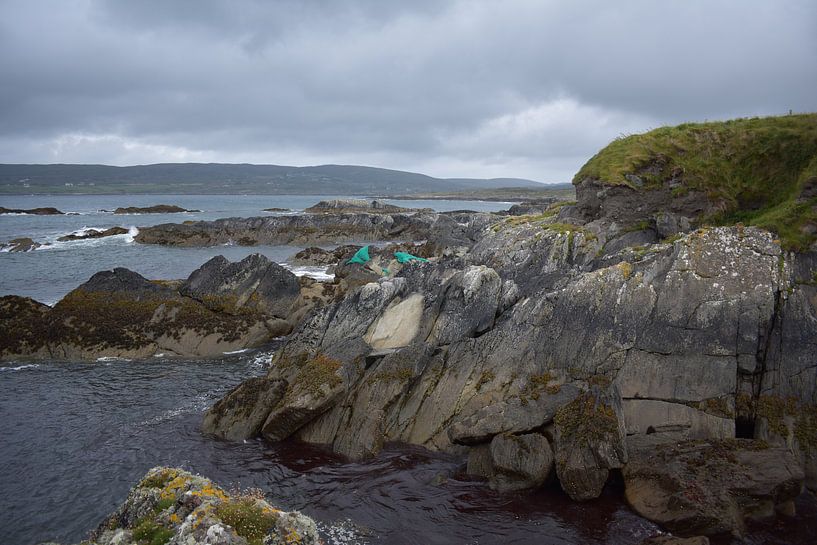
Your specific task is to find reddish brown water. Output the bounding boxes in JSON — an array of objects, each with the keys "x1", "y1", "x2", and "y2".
[{"x1": 1, "y1": 354, "x2": 814, "y2": 545}]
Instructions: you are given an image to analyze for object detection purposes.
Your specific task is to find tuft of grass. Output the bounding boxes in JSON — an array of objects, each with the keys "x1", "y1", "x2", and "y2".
[
  {"x1": 216, "y1": 498, "x2": 279, "y2": 545},
  {"x1": 574, "y1": 113, "x2": 817, "y2": 250},
  {"x1": 132, "y1": 518, "x2": 174, "y2": 545}
]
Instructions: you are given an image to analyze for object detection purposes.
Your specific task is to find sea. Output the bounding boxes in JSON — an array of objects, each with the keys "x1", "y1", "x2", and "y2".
[{"x1": 1, "y1": 195, "x2": 815, "y2": 545}]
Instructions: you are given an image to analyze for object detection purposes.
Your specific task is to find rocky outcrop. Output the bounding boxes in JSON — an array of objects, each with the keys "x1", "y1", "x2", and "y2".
[
  {"x1": 113, "y1": 204, "x2": 199, "y2": 214},
  {"x1": 1, "y1": 237, "x2": 42, "y2": 252},
  {"x1": 0, "y1": 254, "x2": 333, "y2": 361},
  {"x1": 304, "y1": 199, "x2": 427, "y2": 214},
  {"x1": 624, "y1": 438, "x2": 804, "y2": 537},
  {"x1": 203, "y1": 219, "x2": 817, "y2": 520},
  {"x1": 61, "y1": 467, "x2": 319, "y2": 545},
  {"x1": 135, "y1": 209, "x2": 499, "y2": 252},
  {"x1": 0, "y1": 206, "x2": 63, "y2": 215},
  {"x1": 57, "y1": 226, "x2": 129, "y2": 241},
  {"x1": 180, "y1": 254, "x2": 301, "y2": 318}
]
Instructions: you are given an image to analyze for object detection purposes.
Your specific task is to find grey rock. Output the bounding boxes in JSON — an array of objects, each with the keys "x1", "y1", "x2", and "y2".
[
  {"x1": 180, "y1": 253, "x2": 300, "y2": 317},
  {"x1": 489, "y1": 433, "x2": 554, "y2": 491},
  {"x1": 449, "y1": 383, "x2": 580, "y2": 445}
]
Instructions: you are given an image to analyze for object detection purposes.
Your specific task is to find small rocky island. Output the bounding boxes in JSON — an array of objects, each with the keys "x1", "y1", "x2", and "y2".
[
  {"x1": 0, "y1": 206, "x2": 63, "y2": 215},
  {"x1": 3, "y1": 114, "x2": 816, "y2": 543},
  {"x1": 112, "y1": 204, "x2": 201, "y2": 214}
]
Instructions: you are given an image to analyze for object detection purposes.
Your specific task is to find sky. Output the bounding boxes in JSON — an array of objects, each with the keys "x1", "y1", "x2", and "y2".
[{"x1": 0, "y1": 0, "x2": 815, "y2": 183}]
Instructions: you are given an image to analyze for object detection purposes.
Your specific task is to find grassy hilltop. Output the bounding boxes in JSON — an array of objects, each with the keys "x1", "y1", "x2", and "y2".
[{"x1": 574, "y1": 113, "x2": 817, "y2": 250}]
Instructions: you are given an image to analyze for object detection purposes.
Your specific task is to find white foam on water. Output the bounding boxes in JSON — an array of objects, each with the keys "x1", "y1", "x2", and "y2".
[
  {"x1": 0, "y1": 364, "x2": 41, "y2": 372},
  {"x1": 223, "y1": 348, "x2": 251, "y2": 355},
  {"x1": 95, "y1": 356, "x2": 132, "y2": 363},
  {"x1": 124, "y1": 225, "x2": 139, "y2": 243},
  {"x1": 283, "y1": 265, "x2": 335, "y2": 282},
  {"x1": 317, "y1": 519, "x2": 373, "y2": 545}
]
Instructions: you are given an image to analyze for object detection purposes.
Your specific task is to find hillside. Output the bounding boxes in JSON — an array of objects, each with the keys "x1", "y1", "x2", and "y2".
[
  {"x1": 0, "y1": 163, "x2": 542, "y2": 195},
  {"x1": 573, "y1": 113, "x2": 817, "y2": 250}
]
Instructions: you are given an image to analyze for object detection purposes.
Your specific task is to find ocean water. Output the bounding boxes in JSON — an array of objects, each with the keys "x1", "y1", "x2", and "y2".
[{"x1": 0, "y1": 194, "x2": 514, "y2": 304}]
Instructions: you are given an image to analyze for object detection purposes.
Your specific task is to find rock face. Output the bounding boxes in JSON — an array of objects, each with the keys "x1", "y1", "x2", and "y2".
[
  {"x1": 113, "y1": 204, "x2": 199, "y2": 214},
  {"x1": 624, "y1": 438, "x2": 804, "y2": 536},
  {"x1": 0, "y1": 254, "x2": 330, "y2": 361},
  {"x1": 70, "y1": 467, "x2": 319, "y2": 545},
  {"x1": 203, "y1": 215, "x2": 817, "y2": 520}
]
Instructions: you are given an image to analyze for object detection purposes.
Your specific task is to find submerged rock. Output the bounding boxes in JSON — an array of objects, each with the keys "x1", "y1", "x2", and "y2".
[{"x1": 60, "y1": 466, "x2": 320, "y2": 545}]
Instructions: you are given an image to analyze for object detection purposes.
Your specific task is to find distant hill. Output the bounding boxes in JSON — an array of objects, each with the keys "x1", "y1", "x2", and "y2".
[{"x1": 0, "y1": 163, "x2": 544, "y2": 195}]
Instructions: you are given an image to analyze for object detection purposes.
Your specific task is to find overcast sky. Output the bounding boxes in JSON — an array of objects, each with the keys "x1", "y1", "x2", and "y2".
[{"x1": 1, "y1": 0, "x2": 815, "y2": 182}]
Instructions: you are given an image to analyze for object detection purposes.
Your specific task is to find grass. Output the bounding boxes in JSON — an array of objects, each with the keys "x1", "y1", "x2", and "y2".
[{"x1": 573, "y1": 113, "x2": 817, "y2": 250}]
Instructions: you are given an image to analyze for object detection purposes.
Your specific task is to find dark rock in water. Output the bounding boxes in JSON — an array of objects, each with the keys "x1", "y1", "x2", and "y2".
[
  {"x1": 0, "y1": 206, "x2": 63, "y2": 215},
  {"x1": 59, "y1": 467, "x2": 320, "y2": 545},
  {"x1": 180, "y1": 254, "x2": 301, "y2": 319},
  {"x1": 640, "y1": 536, "x2": 710, "y2": 545},
  {"x1": 2, "y1": 237, "x2": 42, "y2": 252},
  {"x1": 624, "y1": 439, "x2": 804, "y2": 537},
  {"x1": 263, "y1": 207, "x2": 291, "y2": 212},
  {"x1": 113, "y1": 204, "x2": 199, "y2": 214},
  {"x1": 57, "y1": 226, "x2": 129, "y2": 241}
]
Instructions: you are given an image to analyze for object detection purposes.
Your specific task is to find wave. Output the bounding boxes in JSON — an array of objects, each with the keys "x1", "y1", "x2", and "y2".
[
  {"x1": 0, "y1": 364, "x2": 41, "y2": 372},
  {"x1": 283, "y1": 265, "x2": 335, "y2": 282},
  {"x1": 33, "y1": 225, "x2": 139, "y2": 251}
]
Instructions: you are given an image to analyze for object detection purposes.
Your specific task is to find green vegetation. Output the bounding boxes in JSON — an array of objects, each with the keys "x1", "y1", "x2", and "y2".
[
  {"x1": 554, "y1": 389, "x2": 619, "y2": 447},
  {"x1": 132, "y1": 518, "x2": 174, "y2": 545},
  {"x1": 574, "y1": 113, "x2": 817, "y2": 250},
  {"x1": 216, "y1": 497, "x2": 279, "y2": 545}
]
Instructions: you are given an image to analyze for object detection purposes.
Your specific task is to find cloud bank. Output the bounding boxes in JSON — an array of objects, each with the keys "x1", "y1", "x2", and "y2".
[{"x1": 1, "y1": 0, "x2": 815, "y2": 181}]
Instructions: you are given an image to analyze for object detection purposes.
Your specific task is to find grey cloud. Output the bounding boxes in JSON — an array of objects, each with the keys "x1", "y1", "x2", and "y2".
[{"x1": 0, "y1": 0, "x2": 815, "y2": 181}]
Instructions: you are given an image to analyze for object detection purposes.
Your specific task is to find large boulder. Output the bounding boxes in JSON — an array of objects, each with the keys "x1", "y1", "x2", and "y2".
[
  {"x1": 81, "y1": 467, "x2": 319, "y2": 545},
  {"x1": 467, "y1": 433, "x2": 554, "y2": 492},
  {"x1": 553, "y1": 386, "x2": 628, "y2": 501},
  {"x1": 623, "y1": 439, "x2": 804, "y2": 536}
]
